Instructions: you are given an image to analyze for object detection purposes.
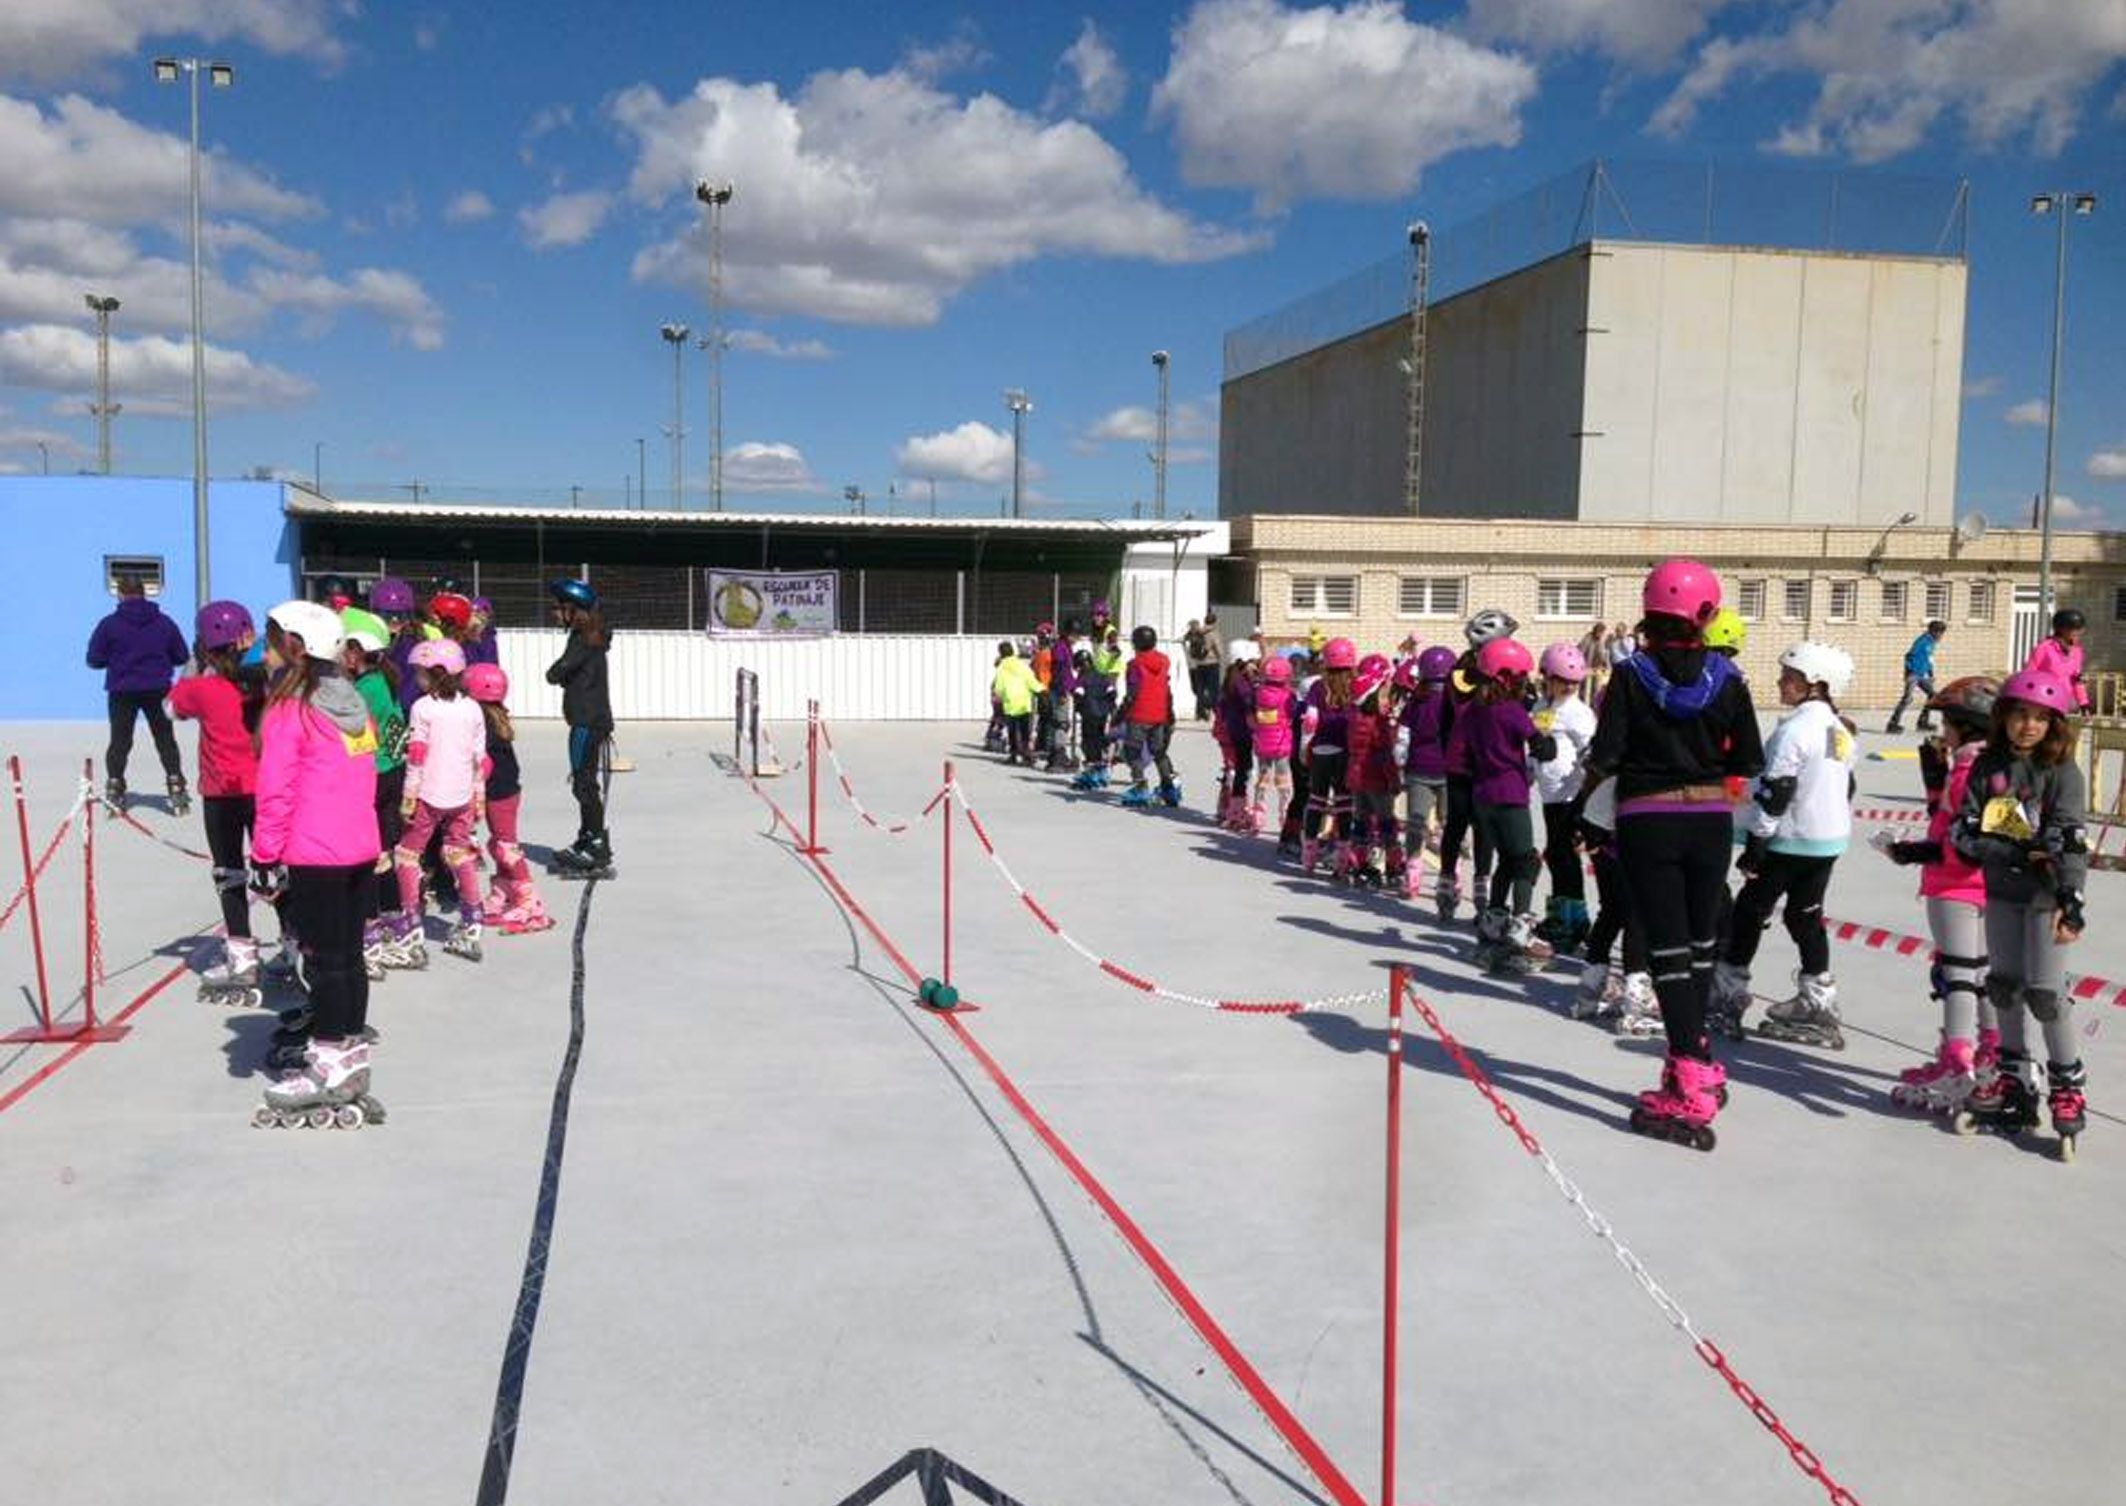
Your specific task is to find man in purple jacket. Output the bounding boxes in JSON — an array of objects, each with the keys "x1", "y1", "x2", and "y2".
[{"x1": 85, "y1": 574, "x2": 191, "y2": 810}]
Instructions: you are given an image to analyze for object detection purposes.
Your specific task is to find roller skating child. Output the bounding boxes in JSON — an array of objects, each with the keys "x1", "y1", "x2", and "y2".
[
  {"x1": 1396, "y1": 648, "x2": 1453, "y2": 898},
  {"x1": 396, "y1": 639, "x2": 487, "y2": 963},
  {"x1": 546, "y1": 578, "x2": 616, "y2": 879},
  {"x1": 1117, "y1": 626, "x2": 1180, "y2": 807},
  {"x1": 1293, "y1": 639, "x2": 1356, "y2": 868},
  {"x1": 250, "y1": 601, "x2": 385, "y2": 1129},
  {"x1": 1879, "y1": 677, "x2": 2000, "y2": 1115},
  {"x1": 1708, "y1": 641, "x2": 1857, "y2": 1048},
  {"x1": 1249, "y1": 653, "x2": 1297, "y2": 836},
  {"x1": 1045, "y1": 622, "x2": 1081, "y2": 772},
  {"x1": 1462, "y1": 639, "x2": 1557, "y2": 973},
  {"x1": 340, "y1": 607, "x2": 413, "y2": 976},
  {"x1": 1950, "y1": 669, "x2": 2091, "y2": 1159},
  {"x1": 992, "y1": 641, "x2": 1040, "y2": 766},
  {"x1": 1214, "y1": 648, "x2": 1260, "y2": 829},
  {"x1": 1437, "y1": 610, "x2": 1516, "y2": 921},
  {"x1": 1532, "y1": 644, "x2": 1597, "y2": 952},
  {"x1": 468, "y1": 664, "x2": 553, "y2": 935},
  {"x1": 1583, "y1": 560, "x2": 1764, "y2": 1150},
  {"x1": 1343, "y1": 656, "x2": 1402, "y2": 888},
  {"x1": 1070, "y1": 645, "x2": 1117, "y2": 790},
  {"x1": 171, "y1": 599, "x2": 274, "y2": 1007}
]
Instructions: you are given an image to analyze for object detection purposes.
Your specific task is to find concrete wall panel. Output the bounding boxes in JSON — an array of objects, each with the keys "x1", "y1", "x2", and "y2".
[
  {"x1": 1790, "y1": 256, "x2": 1872, "y2": 522},
  {"x1": 1720, "y1": 254, "x2": 1805, "y2": 521}
]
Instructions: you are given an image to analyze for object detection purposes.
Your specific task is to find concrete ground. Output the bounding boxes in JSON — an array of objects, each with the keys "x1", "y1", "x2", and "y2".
[{"x1": 4, "y1": 713, "x2": 2125, "y2": 1506}]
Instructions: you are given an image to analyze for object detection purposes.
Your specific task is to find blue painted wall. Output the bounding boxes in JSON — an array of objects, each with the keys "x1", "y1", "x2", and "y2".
[{"x1": 0, "y1": 477, "x2": 299, "y2": 718}]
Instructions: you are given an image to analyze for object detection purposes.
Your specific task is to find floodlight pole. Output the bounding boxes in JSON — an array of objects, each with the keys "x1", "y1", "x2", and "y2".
[
  {"x1": 1004, "y1": 388, "x2": 1032, "y2": 519},
  {"x1": 2032, "y1": 190, "x2": 2095, "y2": 621},
  {"x1": 695, "y1": 181, "x2": 735, "y2": 512},
  {"x1": 1151, "y1": 350, "x2": 1170, "y2": 521},
  {"x1": 660, "y1": 322, "x2": 690, "y2": 507}
]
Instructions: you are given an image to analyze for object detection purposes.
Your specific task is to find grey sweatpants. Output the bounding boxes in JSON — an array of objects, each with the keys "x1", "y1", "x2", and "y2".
[
  {"x1": 1924, "y1": 896, "x2": 1996, "y2": 1042},
  {"x1": 1984, "y1": 898, "x2": 2079, "y2": 1065}
]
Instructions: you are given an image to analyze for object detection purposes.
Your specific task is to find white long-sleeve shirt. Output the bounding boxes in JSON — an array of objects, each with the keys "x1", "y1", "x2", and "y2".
[
  {"x1": 405, "y1": 693, "x2": 486, "y2": 810},
  {"x1": 1531, "y1": 695, "x2": 1597, "y2": 804},
  {"x1": 1742, "y1": 699, "x2": 1855, "y2": 857}
]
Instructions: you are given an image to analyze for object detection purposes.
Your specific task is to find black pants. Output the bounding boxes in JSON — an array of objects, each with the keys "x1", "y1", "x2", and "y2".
[
  {"x1": 1301, "y1": 750, "x2": 1348, "y2": 839},
  {"x1": 1725, "y1": 850, "x2": 1836, "y2": 975},
  {"x1": 1439, "y1": 776, "x2": 1494, "y2": 883},
  {"x1": 1586, "y1": 846, "x2": 1649, "y2": 972},
  {"x1": 284, "y1": 864, "x2": 369, "y2": 1039},
  {"x1": 1005, "y1": 713, "x2": 1033, "y2": 764},
  {"x1": 1474, "y1": 803, "x2": 1538, "y2": 914},
  {"x1": 1190, "y1": 664, "x2": 1219, "y2": 719},
  {"x1": 371, "y1": 765, "x2": 406, "y2": 918},
  {"x1": 568, "y1": 726, "x2": 609, "y2": 834},
  {"x1": 1223, "y1": 741, "x2": 1254, "y2": 803},
  {"x1": 201, "y1": 795, "x2": 256, "y2": 937},
  {"x1": 106, "y1": 690, "x2": 182, "y2": 783},
  {"x1": 1617, "y1": 812, "x2": 1732, "y2": 1060},
  {"x1": 1541, "y1": 800, "x2": 1585, "y2": 902}
]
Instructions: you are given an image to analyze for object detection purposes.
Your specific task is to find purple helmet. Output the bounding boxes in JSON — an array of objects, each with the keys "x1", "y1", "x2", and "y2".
[
  {"x1": 370, "y1": 576, "x2": 416, "y2": 615},
  {"x1": 471, "y1": 596, "x2": 493, "y2": 617},
  {"x1": 195, "y1": 600, "x2": 254, "y2": 651},
  {"x1": 1416, "y1": 646, "x2": 1457, "y2": 683}
]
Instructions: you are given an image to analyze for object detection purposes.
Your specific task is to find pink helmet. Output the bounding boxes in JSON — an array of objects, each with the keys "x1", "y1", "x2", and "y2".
[
  {"x1": 1416, "y1": 646, "x2": 1457, "y2": 682},
  {"x1": 1999, "y1": 669, "x2": 2071, "y2": 714},
  {"x1": 1353, "y1": 661, "x2": 1392, "y2": 704},
  {"x1": 1476, "y1": 637, "x2": 1536, "y2": 682},
  {"x1": 1322, "y1": 637, "x2": 1358, "y2": 670},
  {"x1": 1540, "y1": 642, "x2": 1588, "y2": 683},
  {"x1": 1356, "y1": 652, "x2": 1390, "y2": 680},
  {"x1": 464, "y1": 663, "x2": 509, "y2": 703},
  {"x1": 408, "y1": 638, "x2": 466, "y2": 675},
  {"x1": 1261, "y1": 655, "x2": 1292, "y2": 684},
  {"x1": 1642, "y1": 558, "x2": 1722, "y2": 625},
  {"x1": 1392, "y1": 659, "x2": 1421, "y2": 693}
]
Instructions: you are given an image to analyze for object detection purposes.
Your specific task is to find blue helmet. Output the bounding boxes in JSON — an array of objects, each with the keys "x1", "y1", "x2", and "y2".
[{"x1": 549, "y1": 578, "x2": 598, "y2": 611}]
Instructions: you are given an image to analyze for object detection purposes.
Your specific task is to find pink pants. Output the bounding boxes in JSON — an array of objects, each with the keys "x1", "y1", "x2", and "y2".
[
  {"x1": 396, "y1": 800, "x2": 483, "y2": 916},
  {"x1": 484, "y1": 794, "x2": 536, "y2": 896}
]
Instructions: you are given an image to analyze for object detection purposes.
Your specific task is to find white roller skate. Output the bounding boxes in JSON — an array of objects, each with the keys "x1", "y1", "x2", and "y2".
[
  {"x1": 197, "y1": 936, "x2": 263, "y2": 1009},
  {"x1": 443, "y1": 910, "x2": 484, "y2": 963},
  {"x1": 1891, "y1": 1036, "x2": 1979, "y2": 1114},
  {"x1": 1707, "y1": 961, "x2": 1752, "y2": 1040},
  {"x1": 1601, "y1": 972, "x2": 1662, "y2": 1037},
  {"x1": 380, "y1": 911, "x2": 427, "y2": 971},
  {"x1": 253, "y1": 1037, "x2": 385, "y2": 1130},
  {"x1": 1472, "y1": 907, "x2": 1513, "y2": 971},
  {"x1": 360, "y1": 917, "x2": 391, "y2": 981},
  {"x1": 1757, "y1": 971, "x2": 1845, "y2": 1050},
  {"x1": 1491, "y1": 912, "x2": 1553, "y2": 976},
  {"x1": 1570, "y1": 959, "x2": 1617, "y2": 1021}
]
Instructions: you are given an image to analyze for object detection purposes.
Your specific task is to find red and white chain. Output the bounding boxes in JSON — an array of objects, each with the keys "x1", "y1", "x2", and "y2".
[
  {"x1": 0, "y1": 785, "x2": 87, "y2": 935},
  {"x1": 815, "y1": 721, "x2": 937, "y2": 836}
]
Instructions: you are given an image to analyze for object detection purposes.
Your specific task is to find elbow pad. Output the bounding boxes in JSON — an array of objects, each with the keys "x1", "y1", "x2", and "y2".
[
  {"x1": 1756, "y1": 775, "x2": 1798, "y2": 817},
  {"x1": 405, "y1": 740, "x2": 429, "y2": 767},
  {"x1": 1528, "y1": 733, "x2": 1559, "y2": 763}
]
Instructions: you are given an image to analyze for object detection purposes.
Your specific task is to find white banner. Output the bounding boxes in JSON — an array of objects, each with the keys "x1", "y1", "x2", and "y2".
[{"x1": 704, "y1": 569, "x2": 838, "y2": 636}]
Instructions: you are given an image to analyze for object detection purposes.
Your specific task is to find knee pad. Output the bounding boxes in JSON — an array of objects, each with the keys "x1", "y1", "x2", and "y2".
[
  {"x1": 373, "y1": 852, "x2": 394, "y2": 876},
  {"x1": 393, "y1": 846, "x2": 425, "y2": 872},
  {"x1": 494, "y1": 840, "x2": 525, "y2": 867},
  {"x1": 442, "y1": 844, "x2": 480, "y2": 870},
  {"x1": 2023, "y1": 988, "x2": 2062, "y2": 1024},
  {"x1": 1985, "y1": 974, "x2": 2023, "y2": 1013}
]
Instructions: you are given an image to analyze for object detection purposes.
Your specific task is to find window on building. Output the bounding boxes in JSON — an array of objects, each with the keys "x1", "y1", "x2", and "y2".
[
  {"x1": 1827, "y1": 581, "x2": 1857, "y2": 622},
  {"x1": 1396, "y1": 576, "x2": 1464, "y2": 618},
  {"x1": 1782, "y1": 579, "x2": 1810, "y2": 621},
  {"x1": 1924, "y1": 581, "x2": 1952, "y2": 623},
  {"x1": 1290, "y1": 574, "x2": 1358, "y2": 618},
  {"x1": 1880, "y1": 581, "x2": 1908, "y2": 621},
  {"x1": 1967, "y1": 581, "x2": 1995, "y2": 623},
  {"x1": 1737, "y1": 580, "x2": 1766, "y2": 621},
  {"x1": 2113, "y1": 584, "x2": 2126, "y2": 623},
  {"x1": 1536, "y1": 578, "x2": 1602, "y2": 620},
  {"x1": 104, "y1": 555, "x2": 164, "y2": 597}
]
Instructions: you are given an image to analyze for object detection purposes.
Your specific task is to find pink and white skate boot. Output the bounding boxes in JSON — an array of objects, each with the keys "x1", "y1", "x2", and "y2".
[
  {"x1": 500, "y1": 891, "x2": 555, "y2": 935},
  {"x1": 1628, "y1": 1054, "x2": 1723, "y2": 1151},
  {"x1": 1891, "y1": 1036, "x2": 1978, "y2": 1114}
]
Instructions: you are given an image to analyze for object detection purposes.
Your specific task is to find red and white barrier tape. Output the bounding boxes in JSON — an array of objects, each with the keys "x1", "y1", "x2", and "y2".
[
  {"x1": 1404, "y1": 987, "x2": 1866, "y2": 1505},
  {"x1": 1850, "y1": 806, "x2": 1927, "y2": 826},
  {"x1": 1820, "y1": 911, "x2": 2126, "y2": 1013},
  {"x1": 816, "y1": 724, "x2": 940, "y2": 836},
  {"x1": 949, "y1": 782, "x2": 1384, "y2": 1017},
  {"x1": 94, "y1": 789, "x2": 213, "y2": 862},
  {"x1": 0, "y1": 795, "x2": 82, "y2": 935}
]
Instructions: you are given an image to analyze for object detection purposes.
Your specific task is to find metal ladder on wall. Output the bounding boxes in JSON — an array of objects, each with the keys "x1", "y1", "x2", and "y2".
[{"x1": 1404, "y1": 223, "x2": 1431, "y2": 516}]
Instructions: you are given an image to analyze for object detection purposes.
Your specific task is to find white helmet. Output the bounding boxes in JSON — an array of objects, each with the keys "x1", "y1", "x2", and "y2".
[
  {"x1": 267, "y1": 600, "x2": 346, "y2": 662},
  {"x1": 1464, "y1": 607, "x2": 1518, "y2": 646},
  {"x1": 1228, "y1": 639, "x2": 1261, "y2": 664},
  {"x1": 1779, "y1": 641, "x2": 1853, "y2": 698}
]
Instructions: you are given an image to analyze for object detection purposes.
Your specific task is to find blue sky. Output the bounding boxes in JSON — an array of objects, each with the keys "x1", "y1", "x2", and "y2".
[{"x1": 0, "y1": 0, "x2": 2121, "y2": 524}]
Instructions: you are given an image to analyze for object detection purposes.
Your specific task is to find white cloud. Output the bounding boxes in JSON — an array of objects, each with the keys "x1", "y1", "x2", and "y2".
[
  {"x1": 2049, "y1": 493, "x2": 2103, "y2": 525},
  {"x1": 725, "y1": 328, "x2": 833, "y2": 360},
  {"x1": 1049, "y1": 20, "x2": 1127, "y2": 118},
  {"x1": 896, "y1": 421, "x2": 1022, "y2": 485},
  {"x1": 722, "y1": 440, "x2": 826, "y2": 494},
  {"x1": 901, "y1": 28, "x2": 991, "y2": 84},
  {"x1": 2090, "y1": 448, "x2": 2126, "y2": 480},
  {"x1": 612, "y1": 67, "x2": 1261, "y2": 326},
  {"x1": 1085, "y1": 398, "x2": 1216, "y2": 444},
  {"x1": 519, "y1": 189, "x2": 615, "y2": 250},
  {"x1": 2006, "y1": 398, "x2": 2050, "y2": 428},
  {"x1": 1468, "y1": 0, "x2": 1732, "y2": 70},
  {"x1": 1650, "y1": 1, "x2": 2126, "y2": 162},
  {"x1": 0, "y1": 1, "x2": 350, "y2": 84},
  {"x1": 1962, "y1": 373, "x2": 2002, "y2": 401},
  {"x1": 1150, "y1": 0, "x2": 1536, "y2": 211},
  {"x1": 0, "y1": 323, "x2": 313, "y2": 410},
  {"x1": 246, "y1": 266, "x2": 447, "y2": 350},
  {"x1": 443, "y1": 190, "x2": 495, "y2": 225}
]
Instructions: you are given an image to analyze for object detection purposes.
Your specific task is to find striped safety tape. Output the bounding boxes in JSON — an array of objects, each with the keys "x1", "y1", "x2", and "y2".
[
  {"x1": 1850, "y1": 806, "x2": 1927, "y2": 826},
  {"x1": 1823, "y1": 911, "x2": 2126, "y2": 1011},
  {"x1": 816, "y1": 724, "x2": 939, "y2": 836}
]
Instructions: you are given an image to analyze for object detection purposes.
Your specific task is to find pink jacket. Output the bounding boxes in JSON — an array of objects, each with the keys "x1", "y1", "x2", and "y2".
[
  {"x1": 2023, "y1": 637, "x2": 2089, "y2": 708},
  {"x1": 252, "y1": 693, "x2": 383, "y2": 868},
  {"x1": 1919, "y1": 742, "x2": 1985, "y2": 906}
]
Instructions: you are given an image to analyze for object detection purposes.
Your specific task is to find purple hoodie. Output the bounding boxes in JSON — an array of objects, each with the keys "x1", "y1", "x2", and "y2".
[
  {"x1": 1398, "y1": 687, "x2": 1449, "y2": 780},
  {"x1": 86, "y1": 596, "x2": 189, "y2": 694}
]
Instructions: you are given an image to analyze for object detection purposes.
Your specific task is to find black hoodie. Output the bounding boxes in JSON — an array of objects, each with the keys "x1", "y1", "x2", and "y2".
[{"x1": 1586, "y1": 646, "x2": 1764, "y2": 802}]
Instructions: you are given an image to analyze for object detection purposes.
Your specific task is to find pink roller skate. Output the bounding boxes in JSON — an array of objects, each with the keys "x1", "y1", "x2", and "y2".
[
  {"x1": 1628, "y1": 1054, "x2": 1723, "y2": 1151},
  {"x1": 1891, "y1": 1036, "x2": 1978, "y2": 1114},
  {"x1": 500, "y1": 890, "x2": 555, "y2": 936}
]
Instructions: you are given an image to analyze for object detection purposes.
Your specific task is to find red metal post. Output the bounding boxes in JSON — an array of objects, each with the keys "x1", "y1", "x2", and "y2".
[
  {"x1": 943, "y1": 760, "x2": 954, "y2": 988},
  {"x1": 10, "y1": 755, "x2": 51, "y2": 1032},
  {"x1": 81, "y1": 758, "x2": 98, "y2": 1035},
  {"x1": 801, "y1": 699, "x2": 824, "y2": 854},
  {"x1": 1382, "y1": 966, "x2": 1406, "y2": 1506}
]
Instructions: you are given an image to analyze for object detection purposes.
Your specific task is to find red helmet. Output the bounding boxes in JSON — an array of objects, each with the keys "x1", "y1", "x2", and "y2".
[
  {"x1": 1476, "y1": 637, "x2": 1536, "y2": 681},
  {"x1": 1642, "y1": 559, "x2": 1722, "y2": 626},
  {"x1": 429, "y1": 592, "x2": 474, "y2": 629}
]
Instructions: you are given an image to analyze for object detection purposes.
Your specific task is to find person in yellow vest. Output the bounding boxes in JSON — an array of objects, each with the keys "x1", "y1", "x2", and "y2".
[{"x1": 992, "y1": 641, "x2": 1041, "y2": 767}]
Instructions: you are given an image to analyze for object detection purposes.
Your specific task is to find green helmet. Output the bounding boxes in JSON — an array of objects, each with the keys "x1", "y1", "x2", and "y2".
[
  {"x1": 1703, "y1": 607, "x2": 1747, "y2": 655},
  {"x1": 340, "y1": 606, "x2": 391, "y2": 655}
]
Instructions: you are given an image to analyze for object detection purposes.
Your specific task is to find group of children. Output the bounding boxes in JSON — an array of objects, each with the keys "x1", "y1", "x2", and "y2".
[
  {"x1": 987, "y1": 603, "x2": 1187, "y2": 807},
  {"x1": 163, "y1": 575, "x2": 615, "y2": 1128},
  {"x1": 1081, "y1": 561, "x2": 2093, "y2": 1156}
]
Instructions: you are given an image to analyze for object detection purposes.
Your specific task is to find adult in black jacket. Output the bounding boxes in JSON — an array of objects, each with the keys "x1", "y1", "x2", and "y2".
[{"x1": 546, "y1": 579, "x2": 615, "y2": 875}]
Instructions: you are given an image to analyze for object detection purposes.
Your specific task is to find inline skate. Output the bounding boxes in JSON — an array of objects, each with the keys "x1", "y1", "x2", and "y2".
[
  {"x1": 105, "y1": 775, "x2": 126, "y2": 809},
  {"x1": 1570, "y1": 959, "x2": 1617, "y2": 1021},
  {"x1": 549, "y1": 828, "x2": 616, "y2": 880},
  {"x1": 1433, "y1": 876, "x2": 1460, "y2": 923},
  {"x1": 1956, "y1": 1050, "x2": 2041, "y2": 1142},
  {"x1": 443, "y1": 909, "x2": 484, "y2": 963},
  {"x1": 1890, "y1": 1036, "x2": 1979, "y2": 1115},
  {"x1": 262, "y1": 934, "x2": 303, "y2": 991},
  {"x1": 1471, "y1": 907, "x2": 1514, "y2": 971},
  {"x1": 1488, "y1": 912, "x2": 1552, "y2": 976},
  {"x1": 1628, "y1": 1054, "x2": 1724, "y2": 1152},
  {"x1": 1119, "y1": 783, "x2": 1154, "y2": 808},
  {"x1": 380, "y1": 910, "x2": 427, "y2": 970},
  {"x1": 197, "y1": 936, "x2": 263, "y2": 1009},
  {"x1": 1705, "y1": 961, "x2": 1752, "y2": 1040},
  {"x1": 1156, "y1": 779, "x2": 1182, "y2": 809},
  {"x1": 1602, "y1": 972, "x2": 1661, "y2": 1038},
  {"x1": 165, "y1": 773, "x2": 191, "y2": 816},
  {"x1": 2048, "y1": 1059, "x2": 2087, "y2": 1163},
  {"x1": 1069, "y1": 765, "x2": 1110, "y2": 792},
  {"x1": 253, "y1": 1037, "x2": 385, "y2": 1130},
  {"x1": 1755, "y1": 971, "x2": 1845, "y2": 1050}
]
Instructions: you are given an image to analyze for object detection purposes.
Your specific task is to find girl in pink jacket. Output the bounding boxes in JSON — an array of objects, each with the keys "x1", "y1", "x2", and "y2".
[
  {"x1": 2022, "y1": 608, "x2": 2090, "y2": 711},
  {"x1": 250, "y1": 602, "x2": 384, "y2": 1129},
  {"x1": 395, "y1": 639, "x2": 488, "y2": 966},
  {"x1": 1879, "y1": 676, "x2": 2000, "y2": 1115}
]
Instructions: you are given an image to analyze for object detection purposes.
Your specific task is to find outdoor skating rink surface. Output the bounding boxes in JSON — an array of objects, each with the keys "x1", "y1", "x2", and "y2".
[{"x1": 7, "y1": 715, "x2": 2126, "y2": 1506}]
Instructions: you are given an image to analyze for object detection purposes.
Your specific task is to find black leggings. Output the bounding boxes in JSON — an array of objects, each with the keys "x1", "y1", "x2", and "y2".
[
  {"x1": 1617, "y1": 812, "x2": 1733, "y2": 1060},
  {"x1": 568, "y1": 726, "x2": 609, "y2": 833},
  {"x1": 1439, "y1": 776, "x2": 1494, "y2": 881},
  {"x1": 1473, "y1": 803, "x2": 1538, "y2": 914},
  {"x1": 1585, "y1": 847, "x2": 1649, "y2": 973},
  {"x1": 106, "y1": 690, "x2": 182, "y2": 782},
  {"x1": 371, "y1": 765, "x2": 406, "y2": 918},
  {"x1": 283, "y1": 864, "x2": 369, "y2": 1039},
  {"x1": 1542, "y1": 799, "x2": 1585, "y2": 902},
  {"x1": 1725, "y1": 850, "x2": 1836, "y2": 975},
  {"x1": 201, "y1": 795, "x2": 255, "y2": 937}
]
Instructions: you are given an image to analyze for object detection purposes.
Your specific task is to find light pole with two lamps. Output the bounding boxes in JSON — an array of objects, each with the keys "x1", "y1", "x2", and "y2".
[
  {"x1": 2031, "y1": 189, "x2": 2096, "y2": 619},
  {"x1": 1003, "y1": 388, "x2": 1032, "y2": 519}
]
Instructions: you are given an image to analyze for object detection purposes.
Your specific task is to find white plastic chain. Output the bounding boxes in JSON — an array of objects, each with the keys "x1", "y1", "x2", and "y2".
[
  {"x1": 948, "y1": 780, "x2": 1384, "y2": 1017},
  {"x1": 818, "y1": 735, "x2": 930, "y2": 836}
]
